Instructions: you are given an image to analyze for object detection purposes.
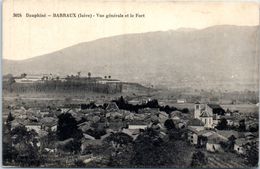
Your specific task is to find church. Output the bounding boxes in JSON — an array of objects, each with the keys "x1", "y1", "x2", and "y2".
[{"x1": 194, "y1": 102, "x2": 226, "y2": 129}]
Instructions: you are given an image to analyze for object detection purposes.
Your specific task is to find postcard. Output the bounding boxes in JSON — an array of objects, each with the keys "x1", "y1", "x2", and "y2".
[{"x1": 2, "y1": 0, "x2": 259, "y2": 168}]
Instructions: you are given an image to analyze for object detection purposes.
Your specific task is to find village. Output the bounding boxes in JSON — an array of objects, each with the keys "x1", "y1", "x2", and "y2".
[{"x1": 2, "y1": 93, "x2": 259, "y2": 168}]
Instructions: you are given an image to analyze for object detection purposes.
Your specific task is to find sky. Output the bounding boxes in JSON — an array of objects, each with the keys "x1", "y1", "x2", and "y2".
[{"x1": 3, "y1": 0, "x2": 259, "y2": 60}]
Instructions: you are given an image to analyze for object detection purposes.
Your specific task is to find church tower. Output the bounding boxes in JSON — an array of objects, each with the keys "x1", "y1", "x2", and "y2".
[{"x1": 194, "y1": 102, "x2": 201, "y2": 119}]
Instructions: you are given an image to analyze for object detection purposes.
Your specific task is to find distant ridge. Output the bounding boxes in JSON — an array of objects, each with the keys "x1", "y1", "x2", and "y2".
[{"x1": 3, "y1": 25, "x2": 259, "y2": 91}]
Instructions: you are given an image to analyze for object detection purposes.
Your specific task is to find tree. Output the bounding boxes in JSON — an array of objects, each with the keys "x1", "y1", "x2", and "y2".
[
  {"x1": 7, "y1": 75, "x2": 16, "y2": 92},
  {"x1": 6, "y1": 111, "x2": 15, "y2": 123},
  {"x1": 182, "y1": 108, "x2": 190, "y2": 114},
  {"x1": 3, "y1": 141, "x2": 18, "y2": 165},
  {"x1": 238, "y1": 119, "x2": 246, "y2": 132},
  {"x1": 146, "y1": 99, "x2": 159, "y2": 108},
  {"x1": 77, "y1": 71, "x2": 81, "y2": 77},
  {"x1": 164, "y1": 119, "x2": 176, "y2": 130},
  {"x1": 10, "y1": 125, "x2": 41, "y2": 166},
  {"x1": 190, "y1": 151, "x2": 207, "y2": 167},
  {"x1": 216, "y1": 118, "x2": 228, "y2": 130},
  {"x1": 131, "y1": 128, "x2": 172, "y2": 167},
  {"x1": 249, "y1": 124, "x2": 258, "y2": 132},
  {"x1": 103, "y1": 132, "x2": 133, "y2": 149},
  {"x1": 56, "y1": 113, "x2": 83, "y2": 141},
  {"x1": 245, "y1": 142, "x2": 259, "y2": 167},
  {"x1": 102, "y1": 132, "x2": 133, "y2": 167},
  {"x1": 88, "y1": 72, "x2": 91, "y2": 78},
  {"x1": 20, "y1": 73, "x2": 27, "y2": 78},
  {"x1": 108, "y1": 75, "x2": 111, "y2": 79}
]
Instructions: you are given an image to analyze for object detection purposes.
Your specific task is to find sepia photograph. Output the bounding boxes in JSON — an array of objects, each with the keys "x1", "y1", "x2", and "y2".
[{"x1": 2, "y1": 0, "x2": 259, "y2": 168}]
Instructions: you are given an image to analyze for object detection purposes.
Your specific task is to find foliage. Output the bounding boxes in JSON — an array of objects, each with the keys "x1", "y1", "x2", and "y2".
[
  {"x1": 245, "y1": 142, "x2": 259, "y2": 167},
  {"x1": 249, "y1": 124, "x2": 258, "y2": 132},
  {"x1": 102, "y1": 132, "x2": 134, "y2": 167},
  {"x1": 164, "y1": 119, "x2": 176, "y2": 130},
  {"x1": 6, "y1": 111, "x2": 15, "y2": 123},
  {"x1": 182, "y1": 108, "x2": 190, "y2": 114},
  {"x1": 103, "y1": 132, "x2": 133, "y2": 148},
  {"x1": 131, "y1": 128, "x2": 172, "y2": 167},
  {"x1": 216, "y1": 118, "x2": 228, "y2": 130},
  {"x1": 113, "y1": 96, "x2": 178, "y2": 113},
  {"x1": 238, "y1": 119, "x2": 246, "y2": 132},
  {"x1": 11, "y1": 125, "x2": 38, "y2": 145},
  {"x1": 57, "y1": 113, "x2": 83, "y2": 140},
  {"x1": 9, "y1": 125, "x2": 41, "y2": 166},
  {"x1": 3, "y1": 142, "x2": 18, "y2": 165},
  {"x1": 190, "y1": 151, "x2": 207, "y2": 167}
]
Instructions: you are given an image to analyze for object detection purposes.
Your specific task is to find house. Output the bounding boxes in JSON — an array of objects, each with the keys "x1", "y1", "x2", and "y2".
[
  {"x1": 128, "y1": 124, "x2": 148, "y2": 130},
  {"x1": 150, "y1": 122, "x2": 164, "y2": 130},
  {"x1": 243, "y1": 132, "x2": 256, "y2": 140},
  {"x1": 25, "y1": 123, "x2": 42, "y2": 133},
  {"x1": 78, "y1": 122, "x2": 93, "y2": 132},
  {"x1": 10, "y1": 120, "x2": 23, "y2": 129},
  {"x1": 81, "y1": 134, "x2": 102, "y2": 153},
  {"x1": 106, "y1": 102, "x2": 119, "y2": 112},
  {"x1": 177, "y1": 99, "x2": 186, "y2": 103},
  {"x1": 100, "y1": 132, "x2": 112, "y2": 141},
  {"x1": 234, "y1": 138, "x2": 248, "y2": 155},
  {"x1": 15, "y1": 74, "x2": 43, "y2": 83},
  {"x1": 108, "y1": 122, "x2": 127, "y2": 131},
  {"x1": 206, "y1": 133, "x2": 227, "y2": 152},
  {"x1": 41, "y1": 117, "x2": 57, "y2": 132},
  {"x1": 220, "y1": 116, "x2": 235, "y2": 126},
  {"x1": 187, "y1": 125, "x2": 205, "y2": 145},
  {"x1": 83, "y1": 133, "x2": 95, "y2": 140},
  {"x1": 188, "y1": 118, "x2": 205, "y2": 127},
  {"x1": 81, "y1": 140, "x2": 102, "y2": 151},
  {"x1": 187, "y1": 125, "x2": 216, "y2": 147},
  {"x1": 158, "y1": 111, "x2": 168, "y2": 124},
  {"x1": 121, "y1": 128, "x2": 141, "y2": 140},
  {"x1": 234, "y1": 137, "x2": 259, "y2": 155},
  {"x1": 216, "y1": 130, "x2": 239, "y2": 140},
  {"x1": 39, "y1": 111, "x2": 50, "y2": 118},
  {"x1": 170, "y1": 111, "x2": 182, "y2": 118}
]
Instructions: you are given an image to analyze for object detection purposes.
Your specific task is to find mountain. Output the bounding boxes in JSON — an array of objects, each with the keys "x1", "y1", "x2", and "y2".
[{"x1": 3, "y1": 25, "x2": 259, "y2": 91}]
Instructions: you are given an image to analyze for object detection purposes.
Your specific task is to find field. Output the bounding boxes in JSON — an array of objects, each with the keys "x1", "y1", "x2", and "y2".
[{"x1": 205, "y1": 151, "x2": 248, "y2": 168}]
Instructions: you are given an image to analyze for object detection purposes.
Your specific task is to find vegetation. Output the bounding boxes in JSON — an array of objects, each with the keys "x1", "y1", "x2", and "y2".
[
  {"x1": 3, "y1": 125, "x2": 42, "y2": 167},
  {"x1": 216, "y1": 118, "x2": 228, "y2": 130},
  {"x1": 57, "y1": 113, "x2": 83, "y2": 141},
  {"x1": 190, "y1": 151, "x2": 208, "y2": 167},
  {"x1": 245, "y1": 142, "x2": 259, "y2": 167},
  {"x1": 113, "y1": 96, "x2": 180, "y2": 113}
]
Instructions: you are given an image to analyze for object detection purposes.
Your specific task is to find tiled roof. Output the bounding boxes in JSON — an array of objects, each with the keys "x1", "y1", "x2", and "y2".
[
  {"x1": 207, "y1": 133, "x2": 227, "y2": 144},
  {"x1": 200, "y1": 111, "x2": 212, "y2": 117},
  {"x1": 216, "y1": 130, "x2": 239, "y2": 139}
]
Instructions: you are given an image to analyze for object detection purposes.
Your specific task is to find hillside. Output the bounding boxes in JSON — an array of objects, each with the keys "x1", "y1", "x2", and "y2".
[{"x1": 3, "y1": 25, "x2": 259, "y2": 91}]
